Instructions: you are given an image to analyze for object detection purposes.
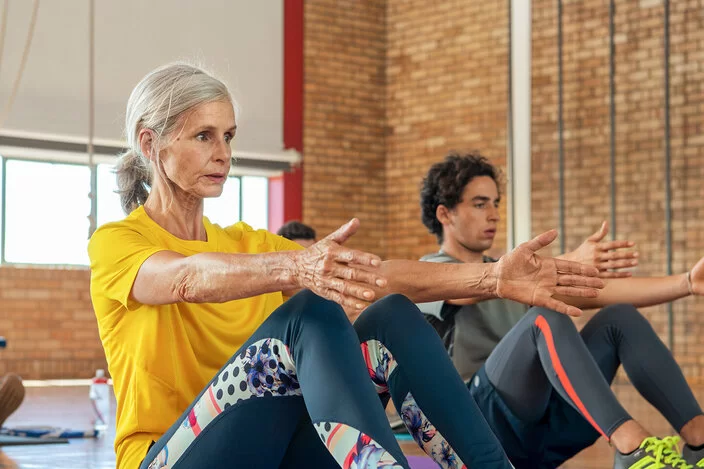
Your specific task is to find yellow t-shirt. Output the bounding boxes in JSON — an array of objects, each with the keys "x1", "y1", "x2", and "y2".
[{"x1": 88, "y1": 206, "x2": 303, "y2": 469}]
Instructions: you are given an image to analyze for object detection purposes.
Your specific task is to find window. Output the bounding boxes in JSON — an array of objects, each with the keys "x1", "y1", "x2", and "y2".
[
  {"x1": 204, "y1": 176, "x2": 241, "y2": 227},
  {"x1": 0, "y1": 156, "x2": 269, "y2": 266},
  {"x1": 3, "y1": 160, "x2": 91, "y2": 265},
  {"x1": 96, "y1": 163, "x2": 126, "y2": 227},
  {"x1": 241, "y1": 176, "x2": 268, "y2": 230}
]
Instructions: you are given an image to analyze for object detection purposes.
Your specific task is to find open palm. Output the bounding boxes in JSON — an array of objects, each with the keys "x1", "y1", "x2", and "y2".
[{"x1": 496, "y1": 230, "x2": 604, "y2": 317}]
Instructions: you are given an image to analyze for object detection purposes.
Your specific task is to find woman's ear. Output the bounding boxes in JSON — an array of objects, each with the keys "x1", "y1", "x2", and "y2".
[{"x1": 138, "y1": 129, "x2": 155, "y2": 162}]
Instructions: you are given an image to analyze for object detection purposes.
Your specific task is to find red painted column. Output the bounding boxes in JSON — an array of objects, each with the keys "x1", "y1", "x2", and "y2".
[{"x1": 269, "y1": 0, "x2": 304, "y2": 232}]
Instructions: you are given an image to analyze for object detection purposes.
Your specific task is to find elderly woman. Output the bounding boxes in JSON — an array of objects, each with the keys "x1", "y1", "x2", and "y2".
[{"x1": 88, "y1": 63, "x2": 601, "y2": 469}]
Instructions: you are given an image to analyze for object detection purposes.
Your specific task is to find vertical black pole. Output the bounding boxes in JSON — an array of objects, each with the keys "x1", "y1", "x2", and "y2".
[
  {"x1": 507, "y1": 0, "x2": 515, "y2": 249},
  {"x1": 663, "y1": 0, "x2": 673, "y2": 350},
  {"x1": 609, "y1": 0, "x2": 617, "y2": 239},
  {"x1": 557, "y1": 0, "x2": 565, "y2": 253}
]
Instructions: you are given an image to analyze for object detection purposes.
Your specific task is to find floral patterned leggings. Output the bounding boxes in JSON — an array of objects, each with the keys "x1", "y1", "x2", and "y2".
[{"x1": 140, "y1": 290, "x2": 512, "y2": 469}]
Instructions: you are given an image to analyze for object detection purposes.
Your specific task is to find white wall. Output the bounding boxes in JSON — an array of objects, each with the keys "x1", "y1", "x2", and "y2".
[{"x1": 0, "y1": 0, "x2": 284, "y2": 156}]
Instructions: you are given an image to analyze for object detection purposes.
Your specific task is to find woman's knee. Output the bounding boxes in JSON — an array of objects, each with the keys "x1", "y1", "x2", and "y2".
[
  {"x1": 354, "y1": 293, "x2": 429, "y2": 340},
  {"x1": 357, "y1": 294, "x2": 422, "y2": 325},
  {"x1": 590, "y1": 303, "x2": 651, "y2": 331},
  {"x1": 275, "y1": 289, "x2": 349, "y2": 332}
]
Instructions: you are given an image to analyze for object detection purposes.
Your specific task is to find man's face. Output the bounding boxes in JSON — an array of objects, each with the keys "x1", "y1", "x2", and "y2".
[{"x1": 439, "y1": 176, "x2": 500, "y2": 253}]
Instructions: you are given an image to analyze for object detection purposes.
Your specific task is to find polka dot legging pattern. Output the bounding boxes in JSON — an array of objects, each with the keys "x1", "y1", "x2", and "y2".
[
  {"x1": 146, "y1": 337, "x2": 402, "y2": 469},
  {"x1": 140, "y1": 290, "x2": 409, "y2": 469}
]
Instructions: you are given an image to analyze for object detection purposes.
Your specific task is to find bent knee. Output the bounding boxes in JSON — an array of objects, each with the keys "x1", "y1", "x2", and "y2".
[
  {"x1": 363, "y1": 293, "x2": 422, "y2": 322},
  {"x1": 527, "y1": 306, "x2": 578, "y2": 334},
  {"x1": 592, "y1": 303, "x2": 649, "y2": 329},
  {"x1": 281, "y1": 290, "x2": 348, "y2": 329}
]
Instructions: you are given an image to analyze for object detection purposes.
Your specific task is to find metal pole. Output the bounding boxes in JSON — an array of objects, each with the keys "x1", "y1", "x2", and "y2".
[
  {"x1": 609, "y1": 0, "x2": 617, "y2": 239},
  {"x1": 663, "y1": 0, "x2": 673, "y2": 350},
  {"x1": 1, "y1": 157, "x2": 5, "y2": 264},
  {"x1": 557, "y1": 0, "x2": 565, "y2": 253},
  {"x1": 88, "y1": 0, "x2": 97, "y2": 237},
  {"x1": 507, "y1": 0, "x2": 515, "y2": 250}
]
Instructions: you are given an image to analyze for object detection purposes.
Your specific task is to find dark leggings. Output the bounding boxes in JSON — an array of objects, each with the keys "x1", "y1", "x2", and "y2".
[
  {"x1": 140, "y1": 290, "x2": 512, "y2": 469},
  {"x1": 485, "y1": 304, "x2": 703, "y2": 442}
]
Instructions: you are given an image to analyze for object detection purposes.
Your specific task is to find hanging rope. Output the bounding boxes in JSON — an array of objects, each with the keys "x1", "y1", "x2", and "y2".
[
  {"x1": 88, "y1": 0, "x2": 97, "y2": 237},
  {"x1": 0, "y1": 0, "x2": 40, "y2": 129},
  {"x1": 0, "y1": 0, "x2": 10, "y2": 85}
]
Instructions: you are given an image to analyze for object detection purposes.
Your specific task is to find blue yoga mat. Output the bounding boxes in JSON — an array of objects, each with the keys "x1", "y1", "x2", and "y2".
[
  {"x1": 1, "y1": 426, "x2": 98, "y2": 439},
  {"x1": 0, "y1": 434, "x2": 68, "y2": 446}
]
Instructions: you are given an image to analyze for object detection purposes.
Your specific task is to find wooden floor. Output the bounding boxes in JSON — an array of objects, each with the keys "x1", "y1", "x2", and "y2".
[
  {"x1": 1, "y1": 381, "x2": 702, "y2": 468},
  {"x1": 0, "y1": 384, "x2": 116, "y2": 469}
]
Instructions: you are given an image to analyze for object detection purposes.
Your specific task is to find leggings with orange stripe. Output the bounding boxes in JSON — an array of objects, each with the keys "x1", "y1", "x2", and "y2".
[
  {"x1": 483, "y1": 304, "x2": 702, "y2": 463},
  {"x1": 140, "y1": 290, "x2": 512, "y2": 469}
]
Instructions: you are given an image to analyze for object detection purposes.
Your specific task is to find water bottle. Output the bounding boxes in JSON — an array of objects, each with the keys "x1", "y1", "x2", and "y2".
[
  {"x1": 89, "y1": 369, "x2": 110, "y2": 434},
  {"x1": 0, "y1": 337, "x2": 6, "y2": 349}
]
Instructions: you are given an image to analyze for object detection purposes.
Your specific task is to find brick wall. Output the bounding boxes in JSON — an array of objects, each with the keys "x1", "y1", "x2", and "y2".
[
  {"x1": 303, "y1": 0, "x2": 388, "y2": 256},
  {"x1": 302, "y1": 3, "x2": 704, "y2": 465},
  {"x1": 0, "y1": 266, "x2": 106, "y2": 380},
  {"x1": 304, "y1": 0, "x2": 704, "y2": 372},
  {"x1": 532, "y1": 0, "x2": 704, "y2": 386},
  {"x1": 386, "y1": 0, "x2": 509, "y2": 261}
]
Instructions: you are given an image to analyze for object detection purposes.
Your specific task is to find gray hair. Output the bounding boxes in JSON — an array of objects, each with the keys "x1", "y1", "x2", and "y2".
[{"x1": 115, "y1": 63, "x2": 233, "y2": 214}]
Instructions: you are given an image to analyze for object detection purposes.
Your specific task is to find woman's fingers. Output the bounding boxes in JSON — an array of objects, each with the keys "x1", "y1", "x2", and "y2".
[
  {"x1": 596, "y1": 250, "x2": 638, "y2": 262},
  {"x1": 334, "y1": 247, "x2": 382, "y2": 268},
  {"x1": 597, "y1": 240, "x2": 635, "y2": 252},
  {"x1": 331, "y1": 264, "x2": 386, "y2": 288},
  {"x1": 597, "y1": 259, "x2": 638, "y2": 270},
  {"x1": 598, "y1": 270, "x2": 632, "y2": 279},
  {"x1": 317, "y1": 287, "x2": 371, "y2": 311},
  {"x1": 323, "y1": 276, "x2": 377, "y2": 303}
]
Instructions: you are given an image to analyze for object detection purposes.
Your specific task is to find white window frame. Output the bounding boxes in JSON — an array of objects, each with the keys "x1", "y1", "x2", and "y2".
[{"x1": 0, "y1": 130, "x2": 290, "y2": 267}]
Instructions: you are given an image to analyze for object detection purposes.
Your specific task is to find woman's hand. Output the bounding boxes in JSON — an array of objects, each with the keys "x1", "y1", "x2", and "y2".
[
  {"x1": 496, "y1": 230, "x2": 605, "y2": 317},
  {"x1": 689, "y1": 256, "x2": 704, "y2": 296},
  {"x1": 292, "y1": 219, "x2": 387, "y2": 311},
  {"x1": 561, "y1": 221, "x2": 638, "y2": 278}
]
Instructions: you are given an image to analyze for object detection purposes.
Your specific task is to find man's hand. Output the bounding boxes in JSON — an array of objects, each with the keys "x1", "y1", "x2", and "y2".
[
  {"x1": 496, "y1": 230, "x2": 604, "y2": 317},
  {"x1": 562, "y1": 221, "x2": 638, "y2": 278}
]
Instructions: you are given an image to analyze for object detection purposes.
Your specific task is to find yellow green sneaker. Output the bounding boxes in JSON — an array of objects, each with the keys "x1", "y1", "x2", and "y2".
[
  {"x1": 681, "y1": 437, "x2": 704, "y2": 467},
  {"x1": 613, "y1": 436, "x2": 693, "y2": 469}
]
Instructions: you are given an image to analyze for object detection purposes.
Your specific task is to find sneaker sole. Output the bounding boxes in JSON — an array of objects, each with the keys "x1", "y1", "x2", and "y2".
[{"x1": 0, "y1": 374, "x2": 25, "y2": 428}]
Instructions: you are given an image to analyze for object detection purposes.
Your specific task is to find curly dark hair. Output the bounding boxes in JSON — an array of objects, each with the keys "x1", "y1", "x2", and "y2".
[
  {"x1": 420, "y1": 151, "x2": 501, "y2": 243},
  {"x1": 276, "y1": 221, "x2": 316, "y2": 241}
]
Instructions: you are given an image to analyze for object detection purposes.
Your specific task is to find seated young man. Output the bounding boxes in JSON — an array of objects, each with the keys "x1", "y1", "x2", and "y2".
[
  {"x1": 409, "y1": 152, "x2": 704, "y2": 469},
  {"x1": 0, "y1": 374, "x2": 24, "y2": 428}
]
